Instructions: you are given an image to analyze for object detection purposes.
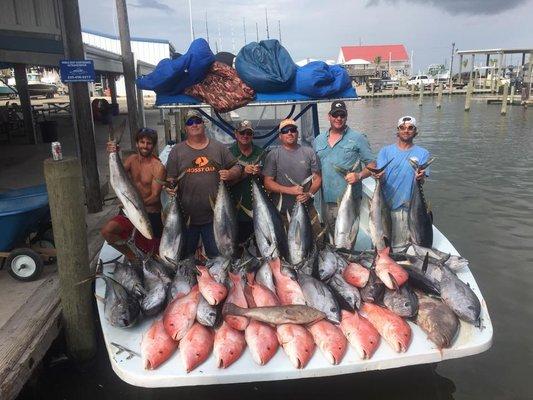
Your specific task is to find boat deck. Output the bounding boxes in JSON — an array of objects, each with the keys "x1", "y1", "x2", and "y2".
[{"x1": 95, "y1": 180, "x2": 493, "y2": 388}]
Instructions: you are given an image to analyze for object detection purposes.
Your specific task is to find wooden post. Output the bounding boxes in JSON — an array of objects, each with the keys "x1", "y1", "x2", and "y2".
[
  {"x1": 109, "y1": 74, "x2": 118, "y2": 106},
  {"x1": 436, "y1": 83, "x2": 443, "y2": 108},
  {"x1": 411, "y1": 84, "x2": 415, "y2": 96},
  {"x1": 391, "y1": 84, "x2": 396, "y2": 97},
  {"x1": 501, "y1": 82, "x2": 509, "y2": 115},
  {"x1": 371, "y1": 82, "x2": 375, "y2": 97},
  {"x1": 60, "y1": 0, "x2": 102, "y2": 213},
  {"x1": 13, "y1": 63, "x2": 37, "y2": 144},
  {"x1": 418, "y1": 83, "x2": 423, "y2": 106},
  {"x1": 43, "y1": 157, "x2": 96, "y2": 362},
  {"x1": 115, "y1": 0, "x2": 139, "y2": 148},
  {"x1": 464, "y1": 81, "x2": 473, "y2": 111},
  {"x1": 509, "y1": 85, "x2": 515, "y2": 104},
  {"x1": 430, "y1": 82, "x2": 434, "y2": 93}
]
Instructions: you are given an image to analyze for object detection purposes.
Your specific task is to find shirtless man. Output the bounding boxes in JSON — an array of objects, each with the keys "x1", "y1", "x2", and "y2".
[{"x1": 101, "y1": 128, "x2": 166, "y2": 259}]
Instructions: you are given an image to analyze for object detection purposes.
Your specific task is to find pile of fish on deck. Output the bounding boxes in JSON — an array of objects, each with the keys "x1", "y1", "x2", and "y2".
[{"x1": 103, "y1": 152, "x2": 482, "y2": 372}]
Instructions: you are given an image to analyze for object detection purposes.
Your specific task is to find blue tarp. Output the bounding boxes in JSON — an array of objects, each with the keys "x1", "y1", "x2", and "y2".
[
  {"x1": 136, "y1": 38, "x2": 214, "y2": 95},
  {"x1": 291, "y1": 61, "x2": 352, "y2": 98},
  {"x1": 155, "y1": 87, "x2": 357, "y2": 106},
  {"x1": 235, "y1": 39, "x2": 297, "y2": 93}
]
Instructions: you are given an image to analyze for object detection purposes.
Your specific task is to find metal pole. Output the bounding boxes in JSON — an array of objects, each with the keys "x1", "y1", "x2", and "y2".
[
  {"x1": 449, "y1": 43, "x2": 455, "y2": 95},
  {"x1": 243, "y1": 17, "x2": 246, "y2": 45},
  {"x1": 265, "y1": 8, "x2": 269, "y2": 39},
  {"x1": 60, "y1": 0, "x2": 102, "y2": 213},
  {"x1": 188, "y1": 0, "x2": 194, "y2": 41},
  {"x1": 205, "y1": 11, "x2": 210, "y2": 45},
  {"x1": 256, "y1": 22, "x2": 259, "y2": 42},
  {"x1": 115, "y1": 0, "x2": 139, "y2": 148},
  {"x1": 44, "y1": 157, "x2": 96, "y2": 362},
  {"x1": 278, "y1": 20, "x2": 281, "y2": 43}
]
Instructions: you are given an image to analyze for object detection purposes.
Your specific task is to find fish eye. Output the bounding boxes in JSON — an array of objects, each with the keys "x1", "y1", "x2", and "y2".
[{"x1": 404, "y1": 302, "x2": 410, "y2": 307}]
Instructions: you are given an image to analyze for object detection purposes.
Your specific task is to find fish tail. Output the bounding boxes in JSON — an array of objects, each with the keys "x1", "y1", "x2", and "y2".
[{"x1": 222, "y1": 302, "x2": 243, "y2": 316}]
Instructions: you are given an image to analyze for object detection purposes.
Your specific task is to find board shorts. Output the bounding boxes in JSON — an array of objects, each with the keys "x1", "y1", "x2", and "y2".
[{"x1": 111, "y1": 210, "x2": 163, "y2": 254}]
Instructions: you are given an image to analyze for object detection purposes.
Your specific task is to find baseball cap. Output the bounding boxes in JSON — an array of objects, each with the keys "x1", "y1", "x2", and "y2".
[
  {"x1": 397, "y1": 115, "x2": 417, "y2": 128},
  {"x1": 236, "y1": 120, "x2": 254, "y2": 133},
  {"x1": 278, "y1": 118, "x2": 297, "y2": 131},
  {"x1": 329, "y1": 101, "x2": 347, "y2": 115},
  {"x1": 183, "y1": 109, "x2": 202, "y2": 123}
]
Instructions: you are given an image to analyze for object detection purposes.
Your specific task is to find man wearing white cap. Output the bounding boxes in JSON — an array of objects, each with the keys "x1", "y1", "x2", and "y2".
[{"x1": 375, "y1": 115, "x2": 431, "y2": 249}]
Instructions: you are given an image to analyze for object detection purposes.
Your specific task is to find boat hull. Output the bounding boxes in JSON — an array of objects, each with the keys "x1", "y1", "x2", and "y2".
[{"x1": 94, "y1": 178, "x2": 493, "y2": 388}]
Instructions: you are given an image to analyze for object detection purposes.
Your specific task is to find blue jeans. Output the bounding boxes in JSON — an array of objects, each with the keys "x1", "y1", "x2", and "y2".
[{"x1": 183, "y1": 223, "x2": 220, "y2": 258}]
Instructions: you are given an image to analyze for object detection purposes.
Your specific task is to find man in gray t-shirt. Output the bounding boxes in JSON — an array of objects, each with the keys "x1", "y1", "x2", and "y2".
[
  {"x1": 263, "y1": 118, "x2": 322, "y2": 222},
  {"x1": 166, "y1": 109, "x2": 242, "y2": 258}
]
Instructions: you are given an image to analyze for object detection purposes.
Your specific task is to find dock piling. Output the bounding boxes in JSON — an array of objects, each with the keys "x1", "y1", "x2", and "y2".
[
  {"x1": 43, "y1": 157, "x2": 97, "y2": 362},
  {"x1": 464, "y1": 82, "x2": 473, "y2": 111},
  {"x1": 418, "y1": 84, "x2": 423, "y2": 106},
  {"x1": 436, "y1": 83, "x2": 443, "y2": 108},
  {"x1": 509, "y1": 85, "x2": 515, "y2": 104},
  {"x1": 501, "y1": 83, "x2": 509, "y2": 115}
]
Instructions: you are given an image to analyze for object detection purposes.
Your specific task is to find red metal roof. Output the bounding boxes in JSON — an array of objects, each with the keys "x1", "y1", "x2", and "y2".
[{"x1": 341, "y1": 44, "x2": 409, "y2": 62}]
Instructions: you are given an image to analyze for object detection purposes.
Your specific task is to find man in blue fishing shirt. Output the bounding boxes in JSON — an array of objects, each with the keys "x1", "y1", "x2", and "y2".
[
  {"x1": 314, "y1": 101, "x2": 376, "y2": 237},
  {"x1": 375, "y1": 115, "x2": 431, "y2": 249}
]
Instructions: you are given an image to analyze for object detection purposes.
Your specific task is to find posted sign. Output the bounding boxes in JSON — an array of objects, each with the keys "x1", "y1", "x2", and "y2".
[{"x1": 60, "y1": 60, "x2": 95, "y2": 83}]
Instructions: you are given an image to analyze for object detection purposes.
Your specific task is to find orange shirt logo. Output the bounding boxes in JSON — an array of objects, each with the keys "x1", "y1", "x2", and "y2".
[
  {"x1": 195, "y1": 156, "x2": 209, "y2": 167},
  {"x1": 186, "y1": 156, "x2": 216, "y2": 174}
]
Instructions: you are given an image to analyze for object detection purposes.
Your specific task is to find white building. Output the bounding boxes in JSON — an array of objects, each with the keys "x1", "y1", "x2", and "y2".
[{"x1": 81, "y1": 29, "x2": 176, "y2": 96}]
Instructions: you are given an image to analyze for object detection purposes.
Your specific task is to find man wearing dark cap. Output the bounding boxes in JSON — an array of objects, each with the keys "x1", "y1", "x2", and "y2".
[
  {"x1": 101, "y1": 127, "x2": 166, "y2": 259},
  {"x1": 314, "y1": 101, "x2": 376, "y2": 239},
  {"x1": 229, "y1": 120, "x2": 264, "y2": 245},
  {"x1": 263, "y1": 118, "x2": 322, "y2": 228},
  {"x1": 166, "y1": 109, "x2": 242, "y2": 258}
]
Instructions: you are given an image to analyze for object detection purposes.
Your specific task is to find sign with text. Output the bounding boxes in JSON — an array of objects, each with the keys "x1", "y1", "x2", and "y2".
[{"x1": 60, "y1": 60, "x2": 95, "y2": 83}]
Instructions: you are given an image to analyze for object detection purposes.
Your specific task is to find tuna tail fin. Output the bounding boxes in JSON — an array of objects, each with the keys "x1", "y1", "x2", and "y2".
[
  {"x1": 332, "y1": 164, "x2": 349, "y2": 177},
  {"x1": 419, "y1": 157, "x2": 435, "y2": 170},
  {"x1": 222, "y1": 302, "x2": 244, "y2": 316},
  {"x1": 367, "y1": 158, "x2": 394, "y2": 174},
  {"x1": 239, "y1": 203, "x2": 253, "y2": 219},
  {"x1": 422, "y1": 253, "x2": 429, "y2": 274}
]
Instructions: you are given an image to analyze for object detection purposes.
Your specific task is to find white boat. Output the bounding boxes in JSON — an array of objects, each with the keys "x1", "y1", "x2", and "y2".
[{"x1": 95, "y1": 177, "x2": 493, "y2": 388}]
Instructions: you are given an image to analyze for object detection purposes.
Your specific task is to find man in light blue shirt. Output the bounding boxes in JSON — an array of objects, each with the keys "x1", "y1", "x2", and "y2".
[
  {"x1": 314, "y1": 101, "x2": 376, "y2": 233},
  {"x1": 376, "y1": 115, "x2": 431, "y2": 249}
]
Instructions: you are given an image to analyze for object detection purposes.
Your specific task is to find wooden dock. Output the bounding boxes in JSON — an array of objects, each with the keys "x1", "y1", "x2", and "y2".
[
  {"x1": 356, "y1": 87, "x2": 492, "y2": 98},
  {"x1": 0, "y1": 199, "x2": 118, "y2": 400}
]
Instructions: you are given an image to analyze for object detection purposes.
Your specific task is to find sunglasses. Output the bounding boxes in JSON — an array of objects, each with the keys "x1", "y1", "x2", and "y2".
[
  {"x1": 399, "y1": 125, "x2": 415, "y2": 132},
  {"x1": 138, "y1": 128, "x2": 157, "y2": 135},
  {"x1": 185, "y1": 118, "x2": 204, "y2": 126},
  {"x1": 331, "y1": 112, "x2": 347, "y2": 119},
  {"x1": 238, "y1": 130, "x2": 254, "y2": 136},
  {"x1": 280, "y1": 126, "x2": 298, "y2": 134}
]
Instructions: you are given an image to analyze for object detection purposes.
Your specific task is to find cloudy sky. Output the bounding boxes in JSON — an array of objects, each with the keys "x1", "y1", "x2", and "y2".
[{"x1": 79, "y1": 0, "x2": 533, "y2": 72}]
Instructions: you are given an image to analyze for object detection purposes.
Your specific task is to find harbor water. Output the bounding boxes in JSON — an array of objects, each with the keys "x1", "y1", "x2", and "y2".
[{"x1": 18, "y1": 96, "x2": 532, "y2": 400}]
